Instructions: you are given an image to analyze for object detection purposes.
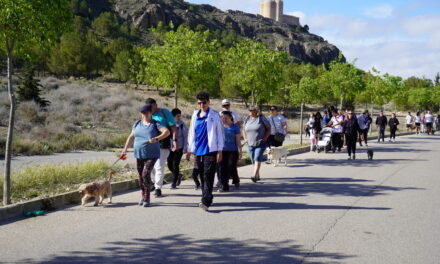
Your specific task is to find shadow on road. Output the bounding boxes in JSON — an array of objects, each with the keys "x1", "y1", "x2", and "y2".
[
  {"x1": 290, "y1": 158, "x2": 425, "y2": 167},
  {"x1": 26, "y1": 234, "x2": 354, "y2": 264},
  {"x1": 218, "y1": 176, "x2": 421, "y2": 200}
]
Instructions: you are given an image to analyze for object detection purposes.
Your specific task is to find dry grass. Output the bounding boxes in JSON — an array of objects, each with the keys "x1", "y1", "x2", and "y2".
[{"x1": 0, "y1": 161, "x2": 137, "y2": 204}]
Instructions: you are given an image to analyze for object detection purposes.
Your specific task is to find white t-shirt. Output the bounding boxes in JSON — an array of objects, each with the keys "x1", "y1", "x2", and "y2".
[
  {"x1": 307, "y1": 117, "x2": 315, "y2": 128},
  {"x1": 415, "y1": 116, "x2": 422, "y2": 123},
  {"x1": 406, "y1": 115, "x2": 413, "y2": 124},
  {"x1": 331, "y1": 115, "x2": 344, "y2": 133},
  {"x1": 425, "y1": 114, "x2": 433, "y2": 123},
  {"x1": 267, "y1": 114, "x2": 287, "y2": 135}
]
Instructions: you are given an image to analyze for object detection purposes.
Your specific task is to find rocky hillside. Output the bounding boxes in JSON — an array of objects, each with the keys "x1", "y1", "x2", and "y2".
[{"x1": 91, "y1": 0, "x2": 343, "y2": 65}]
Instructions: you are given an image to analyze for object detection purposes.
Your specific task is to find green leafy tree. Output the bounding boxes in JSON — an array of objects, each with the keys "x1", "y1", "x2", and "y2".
[
  {"x1": 112, "y1": 50, "x2": 133, "y2": 82},
  {"x1": 0, "y1": 0, "x2": 73, "y2": 205},
  {"x1": 137, "y1": 25, "x2": 220, "y2": 107},
  {"x1": 221, "y1": 39, "x2": 286, "y2": 106},
  {"x1": 323, "y1": 57, "x2": 365, "y2": 109},
  {"x1": 92, "y1": 12, "x2": 120, "y2": 38}
]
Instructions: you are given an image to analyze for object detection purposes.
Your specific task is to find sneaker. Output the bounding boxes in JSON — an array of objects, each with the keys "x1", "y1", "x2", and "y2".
[
  {"x1": 177, "y1": 174, "x2": 183, "y2": 186},
  {"x1": 234, "y1": 183, "x2": 240, "y2": 190},
  {"x1": 256, "y1": 175, "x2": 261, "y2": 181},
  {"x1": 347, "y1": 156, "x2": 352, "y2": 160},
  {"x1": 217, "y1": 189, "x2": 228, "y2": 193},
  {"x1": 142, "y1": 200, "x2": 150, "y2": 207},
  {"x1": 170, "y1": 183, "x2": 177, "y2": 189},
  {"x1": 154, "y1": 189, "x2": 162, "y2": 198},
  {"x1": 194, "y1": 184, "x2": 200, "y2": 190},
  {"x1": 353, "y1": 154, "x2": 356, "y2": 160},
  {"x1": 138, "y1": 199, "x2": 144, "y2": 206},
  {"x1": 251, "y1": 177, "x2": 257, "y2": 183},
  {"x1": 149, "y1": 185, "x2": 156, "y2": 192},
  {"x1": 198, "y1": 202, "x2": 209, "y2": 212}
]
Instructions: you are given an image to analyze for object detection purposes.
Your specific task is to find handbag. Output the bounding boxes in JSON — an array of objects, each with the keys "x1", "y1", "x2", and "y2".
[{"x1": 270, "y1": 116, "x2": 285, "y2": 143}]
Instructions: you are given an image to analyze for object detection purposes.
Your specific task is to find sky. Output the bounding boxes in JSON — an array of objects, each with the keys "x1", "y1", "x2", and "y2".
[{"x1": 187, "y1": 0, "x2": 440, "y2": 80}]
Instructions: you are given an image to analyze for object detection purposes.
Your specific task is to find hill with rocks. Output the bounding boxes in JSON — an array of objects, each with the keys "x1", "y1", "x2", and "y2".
[{"x1": 87, "y1": 0, "x2": 344, "y2": 65}]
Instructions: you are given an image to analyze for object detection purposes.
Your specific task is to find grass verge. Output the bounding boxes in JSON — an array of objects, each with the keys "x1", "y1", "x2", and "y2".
[{"x1": 0, "y1": 161, "x2": 137, "y2": 204}]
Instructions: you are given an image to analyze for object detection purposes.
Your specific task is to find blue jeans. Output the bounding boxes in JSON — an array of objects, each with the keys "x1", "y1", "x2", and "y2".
[{"x1": 248, "y1": 141, "x2": 268, "y2": 163}]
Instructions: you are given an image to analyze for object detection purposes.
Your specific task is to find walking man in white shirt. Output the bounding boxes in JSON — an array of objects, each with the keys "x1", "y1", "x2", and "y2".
[
  {"x1": 425, "y1": 111, "x2": 434, "y2": 135},
  {"x1": 405, "y1": 112, "x2": 414, "y2": 132}
]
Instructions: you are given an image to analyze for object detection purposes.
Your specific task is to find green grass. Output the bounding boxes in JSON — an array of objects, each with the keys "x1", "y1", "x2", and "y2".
[{"x1": 0, "y1": 161, "x2": 137, "y2": 204}]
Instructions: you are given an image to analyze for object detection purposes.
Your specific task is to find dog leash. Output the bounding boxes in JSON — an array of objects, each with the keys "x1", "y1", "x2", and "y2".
[{"x1": 111, "y1": 154, "x2": 127, "y2": 167}]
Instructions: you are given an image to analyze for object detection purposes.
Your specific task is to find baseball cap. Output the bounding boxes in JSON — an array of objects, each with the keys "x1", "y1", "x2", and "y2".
[
  {"x1": 139, "y1": 105, "x2": 152, "y2": 113},
  {"x1": 222, "y1": 99, "x2": 231, "y2": 105}
]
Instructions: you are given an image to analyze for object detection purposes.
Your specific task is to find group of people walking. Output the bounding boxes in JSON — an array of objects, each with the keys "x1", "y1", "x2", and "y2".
[
  {"x1": 405, "y1": 111, "x2": 438, "y2": 135},
  {"x1": 305, "y1": 107, "x2": 438, "y2": 160},
  {"x1": 122, "y1": 92, "x2": 288, "y2": 211}
]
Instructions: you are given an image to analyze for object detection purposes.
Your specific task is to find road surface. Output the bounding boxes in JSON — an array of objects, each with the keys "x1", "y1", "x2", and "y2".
[{"x1": 1, "y1": 134, "x2": 439, "y2": 263}]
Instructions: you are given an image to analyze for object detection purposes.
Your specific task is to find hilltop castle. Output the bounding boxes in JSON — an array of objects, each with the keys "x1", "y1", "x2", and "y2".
[{"x1": 260, "y1": 0, "x2": 300, "y2": 26}]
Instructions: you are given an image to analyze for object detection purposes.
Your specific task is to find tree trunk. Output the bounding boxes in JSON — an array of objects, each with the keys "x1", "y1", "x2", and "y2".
[
  {"x1": 4, "y1": 49, "x2": 16, "y2": 206},
  {"x1": 251, "y1": 90, "x2": 255, "y2": 106},
  {"x1": 339, "y1": 95, "x2": 344, "y2": 110},
  {"x1": 370, "y1": 102, "x2": 374, "y2": 133},
  {"x1": 174, "y1": 84, "x2": 178, "y2": 108},
  {"x1": 300, "y1": 101, "x2": 304, "y2": 145}
]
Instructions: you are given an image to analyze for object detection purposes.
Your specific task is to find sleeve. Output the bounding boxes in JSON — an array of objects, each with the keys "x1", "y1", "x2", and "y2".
[
  {"x1": 279, "y1": 115, "x2": 287, "y2": 123},
  {"x1": 182, "y1": 122, "x2": 188, "y2": 152},
  {"x1": 235, "y1": 125, "x2": 241, "y2": 135},
  {"x1": 187, "y1": 112, "x2": 196, "y2": 153},
  {"x1": 216, "y1": 114, "x2": 224, "y2": 151},
  {"x1": 155, "y1": 120, "x2": 164, "y2": 131},
  {"x1": 262, "y1": 116, "x2": 270, "y2": 126},
  {"x1": 165, "y1": 109, "x2": 176, "y2": 127}
]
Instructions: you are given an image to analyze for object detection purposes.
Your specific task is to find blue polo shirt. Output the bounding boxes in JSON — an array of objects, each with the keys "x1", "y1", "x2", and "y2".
[{"x1": 195, "y1": 108, "x2": 210, "y2": 156}]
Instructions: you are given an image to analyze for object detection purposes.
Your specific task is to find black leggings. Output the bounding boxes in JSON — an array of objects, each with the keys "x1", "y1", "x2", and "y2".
[
  {"x1": 136, "y1": 159, "x2": 157, "y2": 200},
  {"x1": 219, "y1": 151, "x2": 239, "y2": 191},
  {"x1": 359, "y1": 128, "x2": 369, "y2": 145},
  {"x1": 390, "y1": 128, "x2": 397, "y2": 140},
  {"x1": 331, "y1": 133, "x2": 343, "y2": 151},
  {"x1": 346, "y1": 136, "x2": 357, "y2": 156},
  {"x1": 167, "y1": 148, "x2": 184, "y2": 185}
]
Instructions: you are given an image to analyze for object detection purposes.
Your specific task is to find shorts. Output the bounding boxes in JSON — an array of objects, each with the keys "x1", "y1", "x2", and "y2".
[
  {"x1": 415, "y1": 123, "x2": 420, "y2": 127},
  {"x1": 426, "y1": 122, "x2": 432, "y2": 129},
  {"x1": 248, "y1": 141, "x2": 268, "y2": 163}
]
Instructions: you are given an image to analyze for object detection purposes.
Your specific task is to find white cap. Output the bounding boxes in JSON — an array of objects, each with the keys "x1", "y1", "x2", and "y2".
[{"x1": 222, "y1": 99, "x2": 231, "y2": 105}]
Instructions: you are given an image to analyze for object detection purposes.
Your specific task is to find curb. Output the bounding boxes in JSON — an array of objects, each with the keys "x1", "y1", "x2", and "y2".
[{"x1": 0, "y1": 133, "x2": 413, "y2": 222}]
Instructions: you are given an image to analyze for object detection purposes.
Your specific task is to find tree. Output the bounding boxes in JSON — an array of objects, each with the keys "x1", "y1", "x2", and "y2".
[
  {"x1": 221, "y1": 39, "x2": 286, "y2": 106},
  {"x1": 112, "y1": 50, "x2": 133, "y2": 82},
  {"x1": 137, "y1": 25, "x2": 220, "y2": 107},
  {"x1": 0, "y1": 0, "x2": 72, "y2": 205},
  {"x1": 17, "y1": 67, "x2": 50, "y2": 107},
  {"x1": 323, "y1": 57, "x2": 365, "y2": 109},
  {"x1": 92, "y1": 12, "x2": 120, "y2": 38},
  {"x1": 290, "y1": 76, "x2": 319, "y2": 145}
]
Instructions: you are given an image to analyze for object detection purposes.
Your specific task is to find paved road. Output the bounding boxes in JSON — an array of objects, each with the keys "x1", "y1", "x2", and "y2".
[{"x1": 1, "y1": 134, "x2": 439, "y2": 263}]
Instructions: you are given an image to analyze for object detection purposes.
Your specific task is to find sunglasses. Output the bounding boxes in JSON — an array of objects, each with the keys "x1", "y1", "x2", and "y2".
[
  {"x1": 198, "y1": 101, "x2": 208, "y2": 105},
  {"x1": 270, "y1": 109, "x2": 276, "y2": 111}
]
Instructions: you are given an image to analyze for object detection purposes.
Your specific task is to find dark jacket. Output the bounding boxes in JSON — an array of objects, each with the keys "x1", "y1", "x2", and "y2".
[
  {"x1": 376, "y1": 116, "x2": 388, "y2": 128},
  {"x1": 343, "y1": 118, "x2": 362, "y2": 138},
  {"x1": 389, "y1": 118, "x2": 400, "y2": 130}
]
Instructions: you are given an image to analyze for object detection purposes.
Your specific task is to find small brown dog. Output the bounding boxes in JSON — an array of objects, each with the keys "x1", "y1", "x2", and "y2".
[{"x1": 78, "y1": 170, "x2": 114, "y2": 206}]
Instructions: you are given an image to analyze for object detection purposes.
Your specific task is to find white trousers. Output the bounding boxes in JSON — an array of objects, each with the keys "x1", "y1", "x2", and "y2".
[{"x1": 152, "y1": 148, "x2": 170, "y2": 189}]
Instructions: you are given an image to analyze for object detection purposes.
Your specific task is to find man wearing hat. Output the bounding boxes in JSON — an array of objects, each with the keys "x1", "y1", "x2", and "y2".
[{"x1": 221, "y1": 99, "x2": 241, "y2": 127}]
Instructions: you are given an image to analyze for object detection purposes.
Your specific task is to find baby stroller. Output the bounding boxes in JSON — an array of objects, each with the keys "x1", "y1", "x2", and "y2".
[{"x1": 316, "y1": 127, "x2": 333, "y2": 153}]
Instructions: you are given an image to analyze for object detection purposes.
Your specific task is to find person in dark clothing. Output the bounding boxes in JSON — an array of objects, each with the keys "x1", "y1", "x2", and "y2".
[
  {"x1": 388, "y1": 113, "x2": 400, "y2": 142},
  {"x1": 358, "y1": 110, "x2": 372, "y2": 146},
  {"x1": 314, "y1": 112, "x2": 323, "y2": 134},
  {"x1": 343, "y1": 109, "x2": 363, "y2": 160},
  {"x1": 376, "y1": 111, "x2": 388, "y2": 142}
]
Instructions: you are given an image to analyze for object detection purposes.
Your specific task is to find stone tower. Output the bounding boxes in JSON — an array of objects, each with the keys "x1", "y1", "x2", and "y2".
[{"x1": 260, "y1": 0, "x2": 300, "y2": 26}]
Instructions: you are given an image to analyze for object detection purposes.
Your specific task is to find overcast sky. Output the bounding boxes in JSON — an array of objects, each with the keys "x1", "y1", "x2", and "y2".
[{"x1": 187, "y1": 0, "x2": 440, "y2": 80}]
